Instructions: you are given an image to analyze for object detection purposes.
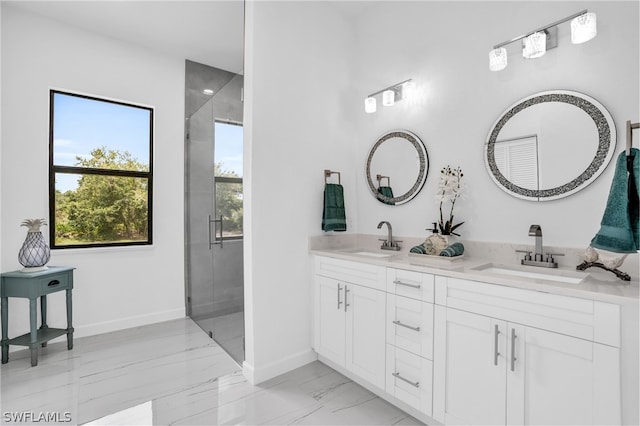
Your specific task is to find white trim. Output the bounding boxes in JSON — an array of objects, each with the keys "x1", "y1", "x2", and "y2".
[
  {"x1": 74, "y1": 308, "x2": 185, "y2": 338},
  {"x1": 242, "y1": 349, "x2": 317, "y2": 385}
]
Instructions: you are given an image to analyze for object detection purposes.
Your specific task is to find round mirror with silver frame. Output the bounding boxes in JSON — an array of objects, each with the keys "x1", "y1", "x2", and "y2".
[
  {"x1": 484, "y1": 90, "x2": 616, "y2": 201},
  {"x1": 366, "y1": 130, "x2": 429, "y2": 205}
]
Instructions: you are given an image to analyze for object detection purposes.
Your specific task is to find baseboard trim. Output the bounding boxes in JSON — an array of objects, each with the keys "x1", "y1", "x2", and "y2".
[
  {"x1": 74, "y1": 308, "x2": 186, "y2": 338},
  {"x1": 243, "y1": 349, "x2": 317, "y2": 385}
]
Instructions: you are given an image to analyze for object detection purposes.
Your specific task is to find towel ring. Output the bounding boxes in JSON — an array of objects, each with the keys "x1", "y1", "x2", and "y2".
[
  {"x1": 324, "y1": 169, "x2": 341, "y2": 185},
  {"x1": 376, "y1": 174, "x2": 391, "y2": 187}
]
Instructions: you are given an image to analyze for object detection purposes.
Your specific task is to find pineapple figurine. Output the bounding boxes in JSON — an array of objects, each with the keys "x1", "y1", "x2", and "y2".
[{"x1": 18, "y1": 218, "x2": 51, "y2": 271}]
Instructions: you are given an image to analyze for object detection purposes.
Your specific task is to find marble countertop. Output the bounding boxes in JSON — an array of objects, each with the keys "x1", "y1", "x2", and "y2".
[{"x1": 310, "y1": 235, "x2": 639, "y2": 305}]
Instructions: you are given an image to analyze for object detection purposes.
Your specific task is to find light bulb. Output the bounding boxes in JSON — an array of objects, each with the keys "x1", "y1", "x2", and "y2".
[
  {"x1": 522, "y1": 31, "x2": 546, "y2": 59},
  {"x1": 489, "y1": 47, "x2": 508, "y2": 71},
  {"x1": 403, "y1": 81, "x2": 417, "y2": 100},
  {"x1": 365, "y1": 97, "x2": 376, "y2": 113},
  {"x1": 382, "y1": 90, "x2": 395, "y2": 106},
  {"x1": 571, "y1": 12, "x2": 597, "y2": 44}
]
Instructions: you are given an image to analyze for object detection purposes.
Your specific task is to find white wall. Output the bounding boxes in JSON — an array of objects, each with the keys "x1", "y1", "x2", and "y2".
[
  {"x1": 1, "y1": 6, "x2": 185, "y2": 339},
  {"x1": 244, "y1": 0, "x2": 638, "y2": 384},
  {"x1": 353, "y1": 1, "x2": 639, "y2": 250},
  {"x1": 243, "y1": 1, "x2": 358, "y2": 383}
]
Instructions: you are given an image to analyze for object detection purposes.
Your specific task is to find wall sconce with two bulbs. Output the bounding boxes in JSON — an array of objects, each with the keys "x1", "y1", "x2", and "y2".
[
  {"x1": 489, "y1": 10, "x2": 597, "y2": 71},
  {"x1": 364, "y1": 79, "x2": 416, "y2": 113}
]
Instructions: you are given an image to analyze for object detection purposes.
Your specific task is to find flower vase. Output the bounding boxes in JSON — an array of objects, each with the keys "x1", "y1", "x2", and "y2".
[{"x1": 18, "y1": 219, "x2": 50, "y2": 271}]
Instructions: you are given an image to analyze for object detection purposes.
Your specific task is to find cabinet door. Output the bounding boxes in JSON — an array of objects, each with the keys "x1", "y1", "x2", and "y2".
[
  {"x1": 345, "y1": 282, "x2": 386, "y2": 389},
  {"x1": 314, "y1": 276, "x2": 346, "y2": 366},
  {"x1": 434, "y1": 306, "x2": 507, "y2": 425},
  {"x1": 506, "y1": 325, "x2": 621, "y2": 426}
]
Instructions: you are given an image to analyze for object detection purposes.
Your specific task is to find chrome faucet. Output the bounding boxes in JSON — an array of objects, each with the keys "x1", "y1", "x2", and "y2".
[
  {"x1": 516, "y1": 224, "x2": 563, "y2": 268},
  {"x1": 529, "y1": 225, "x2": 544, "y2": 262},
  {"x1": 377, "y1": 221, "x2": 401, "y2": 251}
]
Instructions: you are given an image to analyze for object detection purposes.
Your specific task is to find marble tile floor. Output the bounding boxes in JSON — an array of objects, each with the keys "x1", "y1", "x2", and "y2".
[
  {"x1": 0, "y1": 318, "x2": 423, "y2": 425},
  {"x1": 194, "y1": 311, "x2": 244, "y2": 365}
]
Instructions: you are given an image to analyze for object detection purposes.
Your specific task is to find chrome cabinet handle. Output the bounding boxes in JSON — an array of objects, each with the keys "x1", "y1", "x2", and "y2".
[
  {"x1": 511, "y1": 328, "x2": 517, "y2": 372},
  {"x1": 393, "y1": 280, "x2": 421, "y2": 289},
  {"x1": 494, "y1": 324, "x2": 500, "y2": 366},
  {"x1": 392, "y1": 372, "x2": 420, "y2": 388},
  {"x1": 344, "y1": 286, "x2": 350, "y2": 312},
  {"x1": 337, "y1": 283, "x2": 343, "y2": 310},
  {"x1": 392, "y1": 320, "x2": 420, "y2": 332}
]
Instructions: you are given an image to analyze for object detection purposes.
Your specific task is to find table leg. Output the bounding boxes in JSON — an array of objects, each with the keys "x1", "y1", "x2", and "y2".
[
  {"x1": 40, "y1": 295, "x2": 48, "y2": 347},
  {"x1": 66, "y1": 289, "x2": 73, "y2": 350},
  {"x1": 1, "y1": 296, "x2": 8, "y2": 364},
  {"x1": 29, "y1": 298, "x2": 38, "y2": 367}
]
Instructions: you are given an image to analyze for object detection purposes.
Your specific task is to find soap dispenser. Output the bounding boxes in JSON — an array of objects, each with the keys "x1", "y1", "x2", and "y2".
[{"x1": 424, "y1": 222, "x2": 448, "y2": 255}]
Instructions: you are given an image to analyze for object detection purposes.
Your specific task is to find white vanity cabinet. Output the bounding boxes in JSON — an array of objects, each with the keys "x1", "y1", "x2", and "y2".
[
  {"x1": 433, "y1": 276, "x2": 621, "y2": 426},
  {"x1": 314, "y1": 257, "x2": 387, "y2": 389}
]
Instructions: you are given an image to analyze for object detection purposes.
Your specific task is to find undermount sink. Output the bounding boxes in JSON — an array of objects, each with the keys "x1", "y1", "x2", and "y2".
[
  {"x1": 344, "y1": 249, "x2": 394, "y2": 258},
  {"x1": 471, "y1": 263, "x2": 588, "y2": 284}
]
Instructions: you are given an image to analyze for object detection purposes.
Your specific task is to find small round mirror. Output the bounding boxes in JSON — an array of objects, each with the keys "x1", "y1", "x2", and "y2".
[
  {"x1": 366, "y1": 130, "x2": 429, "y2": 205},
  {"x1": 484, "y1": 90, "x2": 616, "y2": 201}
]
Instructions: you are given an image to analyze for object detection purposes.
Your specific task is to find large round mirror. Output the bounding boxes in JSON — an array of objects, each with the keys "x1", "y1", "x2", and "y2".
[
  {"x1": 366, "y1": 130, "x2": 429, "y2": 205},
  {"x1": 485, "y1": 90, "x2": 616, "y2": 201}
]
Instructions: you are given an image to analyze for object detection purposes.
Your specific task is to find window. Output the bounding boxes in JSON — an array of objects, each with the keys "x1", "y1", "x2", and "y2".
[
  {"x1": 214, "y1": 121, "x2": 243, "y2": 239},
  {"x1": 49, "y1": 90, "x2": 153, "y2": 248}
]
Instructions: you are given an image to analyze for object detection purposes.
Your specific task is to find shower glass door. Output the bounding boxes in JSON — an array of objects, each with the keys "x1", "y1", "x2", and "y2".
[{"x1": 185, "y1": 61, "x2": 244, "y2": 363}]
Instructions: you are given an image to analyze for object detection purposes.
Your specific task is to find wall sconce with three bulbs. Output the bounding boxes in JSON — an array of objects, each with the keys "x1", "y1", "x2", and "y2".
[
  {"x1": 364, "y1": 79, "x2": 416, "y2": 113},
  {"x1": 489, "y1": 10, "x2": 597, "y2": 71}
]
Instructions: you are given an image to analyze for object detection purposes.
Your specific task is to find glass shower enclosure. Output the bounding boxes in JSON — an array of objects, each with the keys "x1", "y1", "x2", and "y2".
[{"x1": 185, "y1": 60, "x2": 244, "y2": 363}]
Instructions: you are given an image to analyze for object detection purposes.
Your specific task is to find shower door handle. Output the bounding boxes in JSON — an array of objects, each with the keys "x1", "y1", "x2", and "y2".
[{"x1": 209, "y1": 215, "x2": 224, "y2": 249}]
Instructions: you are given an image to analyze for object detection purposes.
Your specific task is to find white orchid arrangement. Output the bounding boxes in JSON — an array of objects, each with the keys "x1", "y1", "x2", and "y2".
[{"x1": 436, "y1": 166, "x2": 465, "y2": 236}]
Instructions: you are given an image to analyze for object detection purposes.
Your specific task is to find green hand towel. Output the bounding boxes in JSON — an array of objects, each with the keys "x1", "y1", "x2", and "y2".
[
  {"x1": 439, "y1": 242, "x2": 465, "y2": 257},
  {"x1": 377, "y1": 186, "x2": 395, "y2": 205},
  {"x1": 591, "y1": 148, "x2": 640, "y2": 253},
  {"x1": 410, "y1": 244, "x2": 427, "y2": 254},
  {"x1": 322, "y1": 183, "x2": 347, "y2": 232}
]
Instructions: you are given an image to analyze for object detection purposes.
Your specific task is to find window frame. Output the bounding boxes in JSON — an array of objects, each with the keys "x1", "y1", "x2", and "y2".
[{"x1": 48, "y1": 89, "x2": 154, "y2": 249}]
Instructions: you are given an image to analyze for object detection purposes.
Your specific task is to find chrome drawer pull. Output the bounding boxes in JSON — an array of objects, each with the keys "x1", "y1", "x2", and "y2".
[
  {"x1": 337, "y1": 284, "x2": 343, "y2": 309},
  {"x1": 48, "y1": 280, "x2": 60, "y2": 287},
  {"x1": 393, "y1": 280, "x2": 421, "y2": 289},
  {"x1": 511, "y1": 328, "x2": 517, "y2": 372},
  {"x1": 494, "y1": 324, "x2": 501, "y2": 366},
  {"x1": 392, "y1": 372, "x2": 420, "y2": 388},
  {"x1": 392, "y1": 320, "x2": 420, "y2": 332},
  {"x1": 344, "y1": 285, "x2": 350, "y2": 312}
]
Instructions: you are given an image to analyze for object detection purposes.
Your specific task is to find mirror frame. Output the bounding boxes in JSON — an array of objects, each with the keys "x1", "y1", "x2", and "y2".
[
  {"x1": 484, "y1": 90, "x2": 616, "y2": 201},
  {"x1": 366, "y1": 130, "x2": 429, "y2": 205}
]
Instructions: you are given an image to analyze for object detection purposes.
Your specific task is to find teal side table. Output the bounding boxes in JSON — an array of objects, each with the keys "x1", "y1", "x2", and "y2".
[{"x1": 1, "y1": 266, "x2": 74, "y2": 366}]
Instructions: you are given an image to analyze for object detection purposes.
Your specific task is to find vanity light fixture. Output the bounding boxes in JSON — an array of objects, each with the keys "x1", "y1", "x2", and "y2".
[
  {"x1": 364, "y1": 79, "x2": 413, "y2": 113},
  {"x1": 489, "y1": 10, "x2": 597, "y2": 71}
]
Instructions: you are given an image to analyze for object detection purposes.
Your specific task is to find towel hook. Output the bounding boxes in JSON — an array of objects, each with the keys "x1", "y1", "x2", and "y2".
[{"x1": 324, "y1": 169, "x2": 341, "y2": 185}]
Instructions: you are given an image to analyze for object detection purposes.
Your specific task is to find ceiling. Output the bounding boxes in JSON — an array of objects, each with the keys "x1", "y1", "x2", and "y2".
[{"x1": 3, "y1": 0, "x2": 246, "y2": 74}]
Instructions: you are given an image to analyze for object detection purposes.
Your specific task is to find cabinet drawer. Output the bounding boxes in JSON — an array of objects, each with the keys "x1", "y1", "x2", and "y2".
[
  {"x1": 435, "y1": 276, "x2": 620, "y2": 347},
  {"x1": 37, "y1": 272, "x2": 72, "y2": 296},
  {"x1": 386, "y1": 344, "x2": 433, "y2": 416},
  {"x1": 387, "y1": 295, "x2": 433, "y2": 360},
  {"x1": 315, "y1": 256, "x2": 386, "y2": 291},
  {"x1": 387, "y1": 268, "x2": 434, "y2": 303}
]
